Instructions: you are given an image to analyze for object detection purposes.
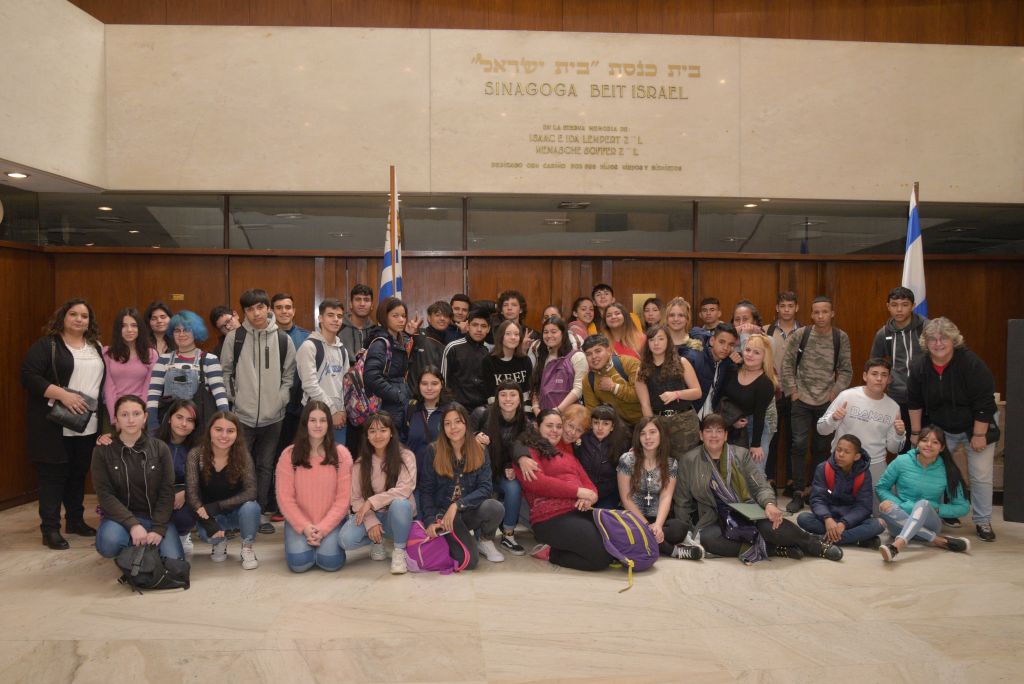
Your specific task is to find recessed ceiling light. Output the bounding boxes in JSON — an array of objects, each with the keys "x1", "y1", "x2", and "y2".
[
  {"x1": 151, "y1": 245, "x2": 161, "y2": 249},
  {"x1": 558, "y1": 201, "x2": 591, "y2": 210},
  {"x1": 98, "y1": 206, "x2": 113, "y2": 211},
  {"x1": 84, "y1": 242, "x2": 95, "y2": 247},
  {"x1": 274, "y1": 212, "x2": 305, "y2": 220},
  {"x1": 328, "y1": 232, "x2": 347, "y2": 238},
  {"x1": 5, "y1": 172, "x2": 28, "y2": 179},
  {"x1": 722, "y1": 236, "x2": 744, "y2": 243},
  {"x1": 760, "y1": 198, "x2": 771, "y2": 202},
  {"x1": 743, "y1": 203, "x2": 758, "y2": 208},
  {"x1": 128, "y1": 229, "x2": 140, "y2": 234},
  {"x1": 543, "y1": 218, "x2": 570, "y2": 225}
]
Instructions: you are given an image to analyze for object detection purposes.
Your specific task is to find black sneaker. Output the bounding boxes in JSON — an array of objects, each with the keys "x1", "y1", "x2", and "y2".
[
  {"x1": 976, "y1": 523, "x2": 996, "y2": 542},
  {"x1": 880, "y1": 543, "x2": 899, "y2": 562},
  {"x1": 773, "y1": 545, "x2": 804, "y2": 560},
  {"x1": 258, "y1": 522, "x2": 276, "y2": 535},
  {"x1": 942, "y1": 517, "x2": 963, "y2": 528},
  {"x1": 944, "y1": 536, "x2": 971, "y2": 553},
  {"x1": 500, "y1": 533, "x2": 526, "y2": 555},
  {"x1": 857, "y1": 536, "x2": 882, "y2": 550},
  {"x1": 670, "y1": 543, "x2": 705, "y2": 561},
  {"x1": 785, "y1": 492, "x2": 804, "y2": 514},
  {"x1": 810, "y1": 537, "x2": 843, "y2": 561}
]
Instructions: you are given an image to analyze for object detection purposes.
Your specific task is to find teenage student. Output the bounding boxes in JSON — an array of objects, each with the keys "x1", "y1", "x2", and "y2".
[
  {"x1": 662, "y1": 297, "x2": 704, "y2": 367},
  {"x1": 401, "y1": 366, "x2": 446, "y2": 516},
  {"x1": 601, "y1": 302, "x2": 645, "y2": 360},
  {"x1": 144, "y1": 301, "x2": 174, "y2": 356},
  {"x1": 362, "y1": 296, "x2": 413, "y2": 425},
  {"x1": 635, "y1": 324, "x2": 702, "y2": 460},
  {"x1": 156, "y1": 399, "x2": 201, "y2": 555},
  {"x1": 531, "y1": 316, "x2": 587, "y2": 413},
  {"x1": 482, "y1": 319, "x2": 533, "y2": 404},
  {"x1": 102, "y1": 307, "x2": 158, "y2": 424},
  {"x1": 576, "y1": 404, "x2": 630, "y2": 509},
  {"x1": 717, "y1": 333, "x2": 778, "y2": 473}
]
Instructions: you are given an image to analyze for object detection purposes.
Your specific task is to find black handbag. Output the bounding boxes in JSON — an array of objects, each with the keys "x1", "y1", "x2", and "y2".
[
  {"x1": 45, "y1": 340, "x2": 97, "y2": 433},
  {"x1": 986, "y1": 420, "x2": 1001, "y2": 445},
  {"x1": 115, "y1": 544, "x2": 190, "y2": 593}
]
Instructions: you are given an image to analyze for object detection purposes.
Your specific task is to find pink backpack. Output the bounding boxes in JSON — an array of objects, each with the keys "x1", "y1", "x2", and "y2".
[
  {"x1": 537, "y1": 351, "x2": 579, "y2": 410},
  {"x1": 405, "y1": 521, "x2": 470, "y2": 574}
]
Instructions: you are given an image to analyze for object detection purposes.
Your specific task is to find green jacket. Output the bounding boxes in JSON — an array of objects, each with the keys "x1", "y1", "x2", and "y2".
[{"x1": 673, "y1": 443, "x2": 777, "y2": 531}]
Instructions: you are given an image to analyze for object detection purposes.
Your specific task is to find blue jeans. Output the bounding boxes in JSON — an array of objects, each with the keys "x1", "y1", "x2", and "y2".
[
  {"x1": 796, "y1": 512, "x2": 885, "y2": 545},
  {"x1": 333, "y1": 427, "x2": 347, "y2": 447},
  {"x1": 880, "y1": 499, "x2": 942, "y2": 544},
  {"x1": 340, "y1": 498, "x2": 414, "y2": 550},
  {"x1": 745, "y1": 415, "x2": 775, "y2": 474},
  {"x1": 197, "y1": 501, "x2": 261, "y2": 544},
  {"x1": 943, "y1": 431, "x2": 994, "y2": 524},
  {"x1": 96, "y1": 517, "x2": 185, "y2": 561},
  {"x1": 497, "y1": 477, "x2": 523, "y2": 532},
  {"x1": 284, "y1": 522, "x2": 346, "y2": 572}
]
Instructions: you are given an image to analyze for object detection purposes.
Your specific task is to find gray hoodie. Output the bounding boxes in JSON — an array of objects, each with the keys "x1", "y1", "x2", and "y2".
[
  {"x1": 296, "y1": 330, "x2": 350, "y2": 416},
  {"x1": 869, "y1": 312, "x2": 928, "y2": 405},
  {"x1": 338, "y1": 313, "x2": 374, "y2": 359},
  {"x1": 219, "y1": 313, "x2": 296, "y2": 428}
]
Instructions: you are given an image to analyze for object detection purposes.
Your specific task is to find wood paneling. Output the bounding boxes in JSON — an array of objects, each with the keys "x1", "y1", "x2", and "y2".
[
  {"x1": 331, "y1": 0, "x2": 413, "y2": 27},
  {"x1": 70, "y1": 0, "x2": 167, "y2": 24},
  {"x1": 400, "y1": 258, "x2": 465, "y2": 319},
  {"x1": 251, "y1": 0, "x2": 331, "y2": 26},
  {"x1": 608, "y1": 258, "x2": 695, "y2": 314},
  {"x1": 637, "y1": 0, "x2": 715, "y2": 35},
  {"x1": 165, "y1": 0, "x2": 250, "y2": 25},
  {"x1": 228, "y1": 256, "x2": 317, "y2": 330},
  {"x1": 52, "y1": 253, "x2": 230, "y2": 352},
  {"x1": 789, "y1": 0, "x2": 867, "y2": 41},
  {"x1": 695, "y1": 259, "x2": 778, "y2": 323},
  {"x1": 825, "y1": 261, "x2": 903, "y2": 381},
  {"x1": 563, "y1": 0, "x2": 639, "y2": 33},
  {"x1": 713, "y1": 0, "x2": 791, "y2": 38},
  {"x1": 491, "y1": 0, "x2": 564, "y2": 31},
  {"x1": 965, "y1": 0, "x2": 1020, "y2": 45},
  {"x1": 1, "y1": 247, "x2": 54, "y2": 505},
  {"x1": 411, "y1": 0, "x2": 492, "y2": 29}
]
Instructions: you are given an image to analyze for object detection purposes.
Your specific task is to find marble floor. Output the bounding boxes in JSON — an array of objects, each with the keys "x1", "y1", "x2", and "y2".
[{"x1": 1, "y1": 497, "x2": 1022, "y2": 684}]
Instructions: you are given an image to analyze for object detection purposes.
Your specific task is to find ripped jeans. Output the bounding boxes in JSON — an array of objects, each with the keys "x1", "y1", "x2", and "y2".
[{"x1": 880, "y1": 499, "x2": 942, "y2": 544}]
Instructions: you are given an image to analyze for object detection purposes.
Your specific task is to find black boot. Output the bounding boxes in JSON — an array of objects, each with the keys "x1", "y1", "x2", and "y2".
[
  {"x1": 42, "y1": 529, "x2": 70, "y2": 550},
  {"x1": 66, "y1": 519, "x2": 97, "y2": 537}
]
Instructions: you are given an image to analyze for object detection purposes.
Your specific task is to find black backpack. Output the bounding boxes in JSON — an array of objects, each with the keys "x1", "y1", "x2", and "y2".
[{"x1": 115, "y1": 544, "x2": 191, "y2": 594}]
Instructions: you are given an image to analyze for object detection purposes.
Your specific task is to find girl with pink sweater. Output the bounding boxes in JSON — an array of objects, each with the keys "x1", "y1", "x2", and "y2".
[{"x1": 276, "y1": 401, "x2": 353, "y2": 572}]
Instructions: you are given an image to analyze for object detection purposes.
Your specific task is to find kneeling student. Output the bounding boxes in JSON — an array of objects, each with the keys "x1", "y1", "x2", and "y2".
[
  {"x1": 796, "y1": 434, "x2": 885, "y2": 548},
  {"x1": 186, "y1": 411, "x2": 261, "y2": 569}
]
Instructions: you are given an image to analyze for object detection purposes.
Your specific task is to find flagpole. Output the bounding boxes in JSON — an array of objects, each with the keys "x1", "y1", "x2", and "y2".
[{"x1": 389, "y1": 165, "x2": 397, "y2": 297}]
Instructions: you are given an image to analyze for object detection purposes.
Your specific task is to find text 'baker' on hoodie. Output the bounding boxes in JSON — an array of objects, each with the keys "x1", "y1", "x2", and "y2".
[{"x1": 219, "y1": 312, "x2": 296, "y2": 428}]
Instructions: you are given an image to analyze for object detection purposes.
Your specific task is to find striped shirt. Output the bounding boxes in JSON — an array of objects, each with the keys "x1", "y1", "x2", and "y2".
[{"x1": 146, "y1": 350, "x2": 230, "y2": 429}]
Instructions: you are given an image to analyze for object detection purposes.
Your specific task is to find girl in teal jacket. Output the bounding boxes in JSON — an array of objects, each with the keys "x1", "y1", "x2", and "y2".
[{"x1": 875, "y1": 425, "x2": 970, "y2": 562}]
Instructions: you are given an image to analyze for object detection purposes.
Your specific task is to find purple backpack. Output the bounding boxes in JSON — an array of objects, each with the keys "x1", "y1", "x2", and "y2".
[
  {"x1": 593, "y1": 508, "x2": 658, "y2": 591},
  {"x1": 405, "y1": 521, "x2": 470, "y2": 574},
  {"x1": 538, "y1": 352, "x2": 579, "y2": 410}
]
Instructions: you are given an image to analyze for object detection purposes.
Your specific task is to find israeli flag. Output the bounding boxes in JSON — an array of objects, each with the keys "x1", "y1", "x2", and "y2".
[{"x1": 901, "y1": 185, "x2": 927, "y2": 316}]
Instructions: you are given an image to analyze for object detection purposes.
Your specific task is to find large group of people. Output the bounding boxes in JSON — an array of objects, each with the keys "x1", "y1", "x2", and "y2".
[{"x1": 19, "y1": 281, "x2": 999, "y2": 579}]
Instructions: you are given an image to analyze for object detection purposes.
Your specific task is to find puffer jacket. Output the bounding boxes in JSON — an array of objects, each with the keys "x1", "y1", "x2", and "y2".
[
  {"x1": 808, "y1": 448, "x2": 874, "y2": 528},
  {"x1": 363, "y1": 326, "x2": 411, "y2": 423}
]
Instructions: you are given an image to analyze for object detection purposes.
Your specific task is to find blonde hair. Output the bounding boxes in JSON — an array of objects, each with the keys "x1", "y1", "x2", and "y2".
[
  {"x1": 743, "y1": 333, "x2": 778, "y2": 389},
  {"x1": 919, "y1": 317, "x2": 965, "y2": 352},
  {"x1": 662, "y1": 297, "x2": 692, "y2": 327},
  {"x1": 561, "y1": 404, "x2": 592, "y2": 432}
]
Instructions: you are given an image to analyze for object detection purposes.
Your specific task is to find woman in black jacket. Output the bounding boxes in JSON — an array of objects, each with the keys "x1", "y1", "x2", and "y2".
[
  {"x1": 363, "y1": 297, "x2": 411, "y2": 425},
  {"x1": 21, "y1": 298, "x2": 106, "y2": 550},
  {"x1": 907, "y1": 317, "x2": 998, "y2": 542},
  {"x1": 420, "y1": 403, "x2": 505, "y2": 568},
  {"x1": 93, "y1": 395, "x2": 184, "y2": 561}
]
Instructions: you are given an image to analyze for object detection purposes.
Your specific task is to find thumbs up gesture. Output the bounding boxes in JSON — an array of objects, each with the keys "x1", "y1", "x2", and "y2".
[{"x1": 832, "y1": 401, "x2": 848, "y2": 421}]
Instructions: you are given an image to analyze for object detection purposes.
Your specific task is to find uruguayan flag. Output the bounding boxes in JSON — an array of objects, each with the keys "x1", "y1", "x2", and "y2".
[
  {"x1": 380, "y1": 186, "x2": 402, "y2": 300},
  {"x1": 901, "y1": 186, "x2": 927, "y2": 316}
]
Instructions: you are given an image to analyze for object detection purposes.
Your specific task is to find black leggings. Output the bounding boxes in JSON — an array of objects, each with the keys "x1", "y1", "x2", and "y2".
[
  {"x1": 444, "y1": 499, "x2": 504, "y2": 571},
  {"x1": 700, "y1": 518, "x2": 818, "y2": 558},
  {"x1": 533, "y1": 511, "x2": 613, "y2": 571},
  {"x1": 644, "y1": 516, "x2": 694, "y2": 556}
]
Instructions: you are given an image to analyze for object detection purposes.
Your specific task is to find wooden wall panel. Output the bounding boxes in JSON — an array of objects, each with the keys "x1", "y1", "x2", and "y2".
[
  {"x1": 331, "y1": 0, "x2": 413, "y2": 27},
  {"x1": 467, "y1": 257, "x2": 553, "y2": 330},
  {"x1": 1, "y1": 247, "x2": 54, "y2": 506},
  {"x1": 52, "y1": 253, "x2": 229, "y2": 352},
  {"x1": 400, "y1": 258, "x2": 465, "y2": 319},
  {"x1": 637, "y1": 0, "x2": 715, "y2": 34},
  {"x1": 694, "y1": 260, "x2": 778, "y2": 324},
  {"x1": 250, "y1": 0, "x2": 331, "y2": 26},
  {"x1": 790, "y1": 0, "x2": 867, "y2": 41},
  {"x1": 825, "y1": 261, "x2": 902, "y2": 381},
  {"x1": 70, "y1": 0, "x2": 167, "y2": 24},
  {"x1": 492, "y1": 0, "x2": 564, "y2": 31},
  {"x1": 165, "y1": 0, "x2": 250, "y2": 25},
  {"x1": 410, "y1": 0, "x2": 493, "y2": 29},
  {"x1": 609, "y1": 258, "x2": 695, "y2": 315},
  {"x1": 714, "y1": 0, "x2": 791, "y2": 38},
  {"x1": 228, "y1": 256, "x2": 317, "y2": 330},
  {"x1": 965, "y1": 0, "x2": 1020, "y2": 45},
  {"x1": 563, "y1": 0, "x2": 639, "y2": 33}
]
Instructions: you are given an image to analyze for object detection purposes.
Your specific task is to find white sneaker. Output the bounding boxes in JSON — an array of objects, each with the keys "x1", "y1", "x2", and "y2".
[
  {"x1": 369, "y1": 543, "x2": 387, "y2": 561},
  {"x1": 390, "y1": 547, "x2": 408, "y2": 574},
  {"x1": 180, "y1": 533, "x2": 194, "y2": 556},
  {"x1": 478, "y1": 539, "x2": 505, "y2": 563},
  {"x1": 240, "y1": 544, "x2": 258, "y2": 570},
  {"x1": 211, "y1": 538, "x2": 228, "y2": 562}
]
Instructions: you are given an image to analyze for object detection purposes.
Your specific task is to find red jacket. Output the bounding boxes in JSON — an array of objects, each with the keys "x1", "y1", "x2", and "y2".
[{"x1": 515, "y1": 442, "x2": 597, "y2": 525}]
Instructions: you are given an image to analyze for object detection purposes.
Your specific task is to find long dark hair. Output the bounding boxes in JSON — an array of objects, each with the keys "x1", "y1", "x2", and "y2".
[
  {"x1": 517, "y1": 409, "x2": 562, "y2": 460},
  {"x1": 589, "y1": 404, "x2": 630, "y2": 467},
  {"x1": 199, "y1": 411, "x2": 250, "y2": 486},
  {"x1": 637, "y1": 324, "x2": 683, "y2": 382},
  {"x1": 375, "y1": 297, "x2": 407, "y2": 338},
  {"x1": 491, "y1": 319, "x2": 525, "y2": 358},
  {"x1": 570, "y1": 296, "x2": 595, "y2": 323},
  {"x1": 156, "y1": 398, "x2": 200, "y2": 450},
  {"x1": 530, "y1": 316, "x2": 572, "y2": 397},
  {"x1": 629, "y1": 416, "x2": 671, "y2": 497},
  {"x1": 291, "y1": 400, "x2": 338, "y2": 469},
  {"x1": 918, "y1": 425, "x2": 968, "y2": 502},
  {"x1": 357, "y1": 412, "x2": 406, "y2": 495},
  {"x1": 45, "y1": 298, "x2": 101, "y2": 348},
  {"x1": 432, "y1": 403, "x2": 486, "y2": 477},
  {"x1": 143, "y1": 300, "x2": 174, "y2": 345},
  {"x1": 483, "y1": 381, "x2": 528, "y2": 471},
  {"x1": 413, "y1": 365, "x2": 452, "y2": 405},
  {"x1": 108, "y1": 307, "x2": 154, "y2": 364}
]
